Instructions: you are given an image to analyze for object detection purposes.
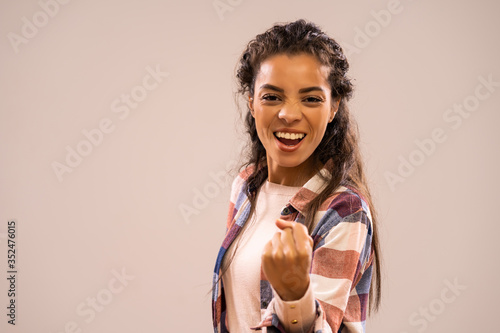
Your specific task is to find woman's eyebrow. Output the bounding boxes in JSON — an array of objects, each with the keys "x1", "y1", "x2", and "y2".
[
  {"x1": 259, "y1": 84, "x2": 284, "y2": 93},
  {"x1": 298, "y1": 86, "x2": 324, "y2": 94},
  {"x1": 259, "y1": 84, "x2": 325, "y2": 94}
]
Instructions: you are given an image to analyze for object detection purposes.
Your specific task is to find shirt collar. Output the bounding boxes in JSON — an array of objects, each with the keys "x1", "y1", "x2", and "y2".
[{"x1": 285, "y1": 158, "x2": 333, "y2": 216}]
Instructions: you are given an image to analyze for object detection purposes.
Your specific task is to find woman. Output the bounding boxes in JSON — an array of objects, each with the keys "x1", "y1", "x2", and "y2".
[{"x1": 212, "y1": 19, "x2": 381, "y2": 333}]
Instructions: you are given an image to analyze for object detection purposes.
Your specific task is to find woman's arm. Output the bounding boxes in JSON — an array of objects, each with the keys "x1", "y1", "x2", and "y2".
[
  {"x1": 261, "y1": 219, "x2": 317, "y2": 332},
  {"x1": 308, "y1": 193, "x2": 374, "y2": 332},
  {"x1": 257, "y1": 191, "x2": 374, "y2": 333},
  {"x1": 272, "y1": 280, "x2": 316, "y2": 333}
]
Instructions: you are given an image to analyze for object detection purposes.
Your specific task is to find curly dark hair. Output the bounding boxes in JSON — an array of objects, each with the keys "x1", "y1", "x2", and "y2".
[{"x1": 228, "y1": 19, "x2": 381, "y2": 314}]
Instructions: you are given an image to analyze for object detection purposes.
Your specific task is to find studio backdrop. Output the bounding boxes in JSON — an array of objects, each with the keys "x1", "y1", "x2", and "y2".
[{"x1": 1, "y1": 0, "x2": 499, "y2": 332}]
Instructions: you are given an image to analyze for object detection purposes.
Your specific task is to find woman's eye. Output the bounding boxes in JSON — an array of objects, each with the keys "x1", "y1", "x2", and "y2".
[
  {"x1": 262, "y1": 94, "x2": 279, "y2": 101},
  {"x1": 261, "y1": 94, "x2": 281, "y2": 102},
  {"x1": 304, "y1": 96, "x2": 323, "y2": 103}
]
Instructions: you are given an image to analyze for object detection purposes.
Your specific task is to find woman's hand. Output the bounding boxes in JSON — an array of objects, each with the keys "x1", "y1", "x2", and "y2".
[{"x1": 261, "y1": 219, "x2": 314, "y2": 301}]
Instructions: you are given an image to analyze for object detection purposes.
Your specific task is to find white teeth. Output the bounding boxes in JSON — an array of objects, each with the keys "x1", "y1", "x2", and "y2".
[{"x1": 274, "y1": 132, "x2": 305, "y2": 139}]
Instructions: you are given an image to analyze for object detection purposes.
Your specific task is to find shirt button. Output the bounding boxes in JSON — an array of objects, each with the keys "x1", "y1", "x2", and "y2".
[
  {"x1": 290, "y1": 305, "x2": 296, "y2": 309},
  {"x1": 291, "y1": 320, "x2": 298, "y2": 324}
]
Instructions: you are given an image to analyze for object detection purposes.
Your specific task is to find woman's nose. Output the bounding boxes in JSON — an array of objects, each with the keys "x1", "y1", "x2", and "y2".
[{"x1": 278, "y1": 101, "x2": 302, "y2": 124}]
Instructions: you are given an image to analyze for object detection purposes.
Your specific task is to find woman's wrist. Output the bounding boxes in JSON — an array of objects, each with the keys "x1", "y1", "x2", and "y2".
[{"x1": 274, "y1": 276, "x2": 310, "y2": 301}]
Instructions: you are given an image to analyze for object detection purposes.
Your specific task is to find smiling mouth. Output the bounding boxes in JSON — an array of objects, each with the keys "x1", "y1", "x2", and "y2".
[{"x1": 274, "y1": 132, "x2": 306, "y2": 146}]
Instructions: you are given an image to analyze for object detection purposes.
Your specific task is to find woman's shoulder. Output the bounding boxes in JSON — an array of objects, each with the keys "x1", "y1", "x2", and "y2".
[
  {"x1": 227, "y1": 164, "x2": 255, "y2": 202},
  {"x1": 231, "y1": 164, "x2": 254, "y2": 185},
  {"x1": 311, "y1": 185, "x2": 373, "y2": 238},
  {"x1": 238, "y1": 164, "x2": 255, "y2": 181},
  {"x1": 321, "y1": 184, "x2": 371, "y2": 219}
]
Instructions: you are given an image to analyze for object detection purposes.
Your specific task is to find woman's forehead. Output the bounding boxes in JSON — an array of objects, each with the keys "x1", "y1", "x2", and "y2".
[{"x1": 255, "y1": 54, "x2": 330, "y2": 91}]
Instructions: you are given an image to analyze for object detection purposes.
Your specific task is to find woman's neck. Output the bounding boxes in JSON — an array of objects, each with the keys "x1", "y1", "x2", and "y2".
[{"x1": 266, "y1": 158, "x2": 323, "y2": 187}]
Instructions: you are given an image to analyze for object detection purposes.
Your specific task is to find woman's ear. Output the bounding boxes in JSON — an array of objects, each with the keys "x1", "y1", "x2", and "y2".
[
  {"x1": 329, "y1": 98, "x2": 341, "y2": 123},
  {"x1": 248, "y1": 96, "x2": 255, "y2": 117}
]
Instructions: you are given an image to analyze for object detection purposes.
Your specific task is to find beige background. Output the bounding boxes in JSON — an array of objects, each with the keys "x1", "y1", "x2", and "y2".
[{"x1": 1, "y1": 0, "x2": 499, "y2": 332}]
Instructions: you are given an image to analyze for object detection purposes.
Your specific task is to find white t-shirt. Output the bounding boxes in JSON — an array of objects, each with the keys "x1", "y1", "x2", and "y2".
[{"x1": 222, "y1": 180, "x2": 316, "y2": 332}]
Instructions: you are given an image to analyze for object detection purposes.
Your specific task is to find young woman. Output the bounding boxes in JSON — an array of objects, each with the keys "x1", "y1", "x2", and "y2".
[{"x1": 212, "y1": 19, "x2": 381, "y2": 333}]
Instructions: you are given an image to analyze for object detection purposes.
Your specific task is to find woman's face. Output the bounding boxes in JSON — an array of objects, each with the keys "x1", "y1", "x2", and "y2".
[{"x1": 250, "y1": 53, "x2": 339, "y2": 183}]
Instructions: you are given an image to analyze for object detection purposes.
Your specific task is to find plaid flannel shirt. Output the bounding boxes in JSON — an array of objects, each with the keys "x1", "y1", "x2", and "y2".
[{"x1": 212, "y1": 158, "x2": 375, "y2": 332}]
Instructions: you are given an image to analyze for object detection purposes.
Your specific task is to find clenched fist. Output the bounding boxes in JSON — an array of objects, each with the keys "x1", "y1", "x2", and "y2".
[{"x1": 261, "y1": 219, "x2": 314, "y2": 301}]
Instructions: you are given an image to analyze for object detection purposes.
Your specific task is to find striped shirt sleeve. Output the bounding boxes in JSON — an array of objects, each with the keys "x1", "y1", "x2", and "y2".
[
  {"x1": 272, "y1": 281, "x2": 316, "y2": 333},
  {"x1": 225, "y1": 168, "x2": 252, "y2": 233},
  {"x1": 308, "y1": 190, "x2": 374, "y2": 332}
]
